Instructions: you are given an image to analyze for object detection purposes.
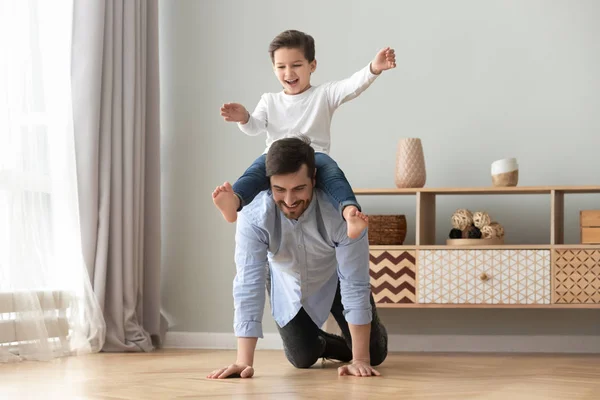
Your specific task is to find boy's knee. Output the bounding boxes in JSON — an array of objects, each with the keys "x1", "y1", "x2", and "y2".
[{"x1": 316, "y1": 162, "x2": 343, "y2": 179}]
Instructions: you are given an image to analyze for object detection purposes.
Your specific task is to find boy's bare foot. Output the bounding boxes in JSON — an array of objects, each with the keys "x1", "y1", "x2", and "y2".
[
  {"x1": 212, "y1": 182, "x2": 240, "y2": 223},
  {"x1": 343, "y1": 206, "x2": 369, "y2": 239}
]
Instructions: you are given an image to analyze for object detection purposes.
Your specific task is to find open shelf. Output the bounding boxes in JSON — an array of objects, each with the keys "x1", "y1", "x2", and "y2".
[
  {"x1": 354, "y1": 185, "x2": 600, "y2": 195},
  {"x1": 355, "y1": 185, "x2": 600, "y2": 246}
]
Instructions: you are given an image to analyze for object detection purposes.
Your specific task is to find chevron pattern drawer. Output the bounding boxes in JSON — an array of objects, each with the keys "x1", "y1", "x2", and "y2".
[
  {"x1": 369, "y1": 249, "x2": 416, "y2": 304},
  {"x1": 554, "y1": 249, "x2": 600, "y2": 304},
  {"x1": 418, "y1": 249, "x2": 551, "y2": 304}
]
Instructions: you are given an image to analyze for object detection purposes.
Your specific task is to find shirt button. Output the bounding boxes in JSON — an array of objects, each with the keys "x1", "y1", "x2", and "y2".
[{"x1": 298, "y1": 244, "x2": 302, "y2": 248}]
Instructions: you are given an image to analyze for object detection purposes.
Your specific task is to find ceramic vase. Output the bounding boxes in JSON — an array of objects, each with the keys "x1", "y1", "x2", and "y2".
[
  {"x1": 491, "y1": 158, "x2": 519, "y2": 187},
  {"x1": 395, "y1": 138, "x2": 426, "y2": 188}
]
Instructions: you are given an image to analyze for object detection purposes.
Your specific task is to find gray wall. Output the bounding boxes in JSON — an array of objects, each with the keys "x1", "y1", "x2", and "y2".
[{"x1": 158, "y1": 0, "x2": 600, "y2": 348}]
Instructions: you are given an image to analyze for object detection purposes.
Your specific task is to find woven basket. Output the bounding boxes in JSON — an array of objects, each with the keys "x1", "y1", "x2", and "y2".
[{"x1": 368, "y1": 215, "x2": 407, "y2": 245}]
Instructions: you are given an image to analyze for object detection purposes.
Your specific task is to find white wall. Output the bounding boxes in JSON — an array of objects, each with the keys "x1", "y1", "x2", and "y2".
[{"x1": 158, "y1": 0, "x2": 600, "y2": 351}]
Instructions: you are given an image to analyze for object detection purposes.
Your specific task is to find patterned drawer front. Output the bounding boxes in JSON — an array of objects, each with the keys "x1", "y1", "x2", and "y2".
[
  {"x1": 554, "y1": 250, "x2": 600, "y2": 304},
  {"x1": 369, "y1": 250, "x2": 416, "y2": 304},
  {"x1": 418, "y1": 250, "x2": 551, "y2": 304}
]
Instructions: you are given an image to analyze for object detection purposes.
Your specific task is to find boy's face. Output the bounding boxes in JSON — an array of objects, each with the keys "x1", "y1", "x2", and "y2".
[
  {"x1": 270, "y1": 164, "x2": 315, "y2": 220},
  {"x1": 273, "y1": 47, "x2": 316, "y2": 95}
]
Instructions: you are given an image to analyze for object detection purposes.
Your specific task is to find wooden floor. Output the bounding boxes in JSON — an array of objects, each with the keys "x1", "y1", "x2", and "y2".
[{"x1": 1, "y1": 349, "x2": 600, "y2": 399}]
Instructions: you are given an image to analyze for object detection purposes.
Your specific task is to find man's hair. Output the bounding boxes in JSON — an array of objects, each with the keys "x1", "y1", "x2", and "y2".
[
  {"x1": 266, "y1": 136, "x2": 316, "y2": 179},
  {"x1": 268, "y1": 30, "x2": 316, "y2": 63}
]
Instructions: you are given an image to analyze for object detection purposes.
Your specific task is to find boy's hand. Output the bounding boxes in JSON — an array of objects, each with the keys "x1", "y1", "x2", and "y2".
[
  {"x1": 338, "y1": 359, "x2": 381, "y2": 377},
  {"x1": 207, "y1": 363, "x2": 254, "y2": 379},
  {"x1": 220, "y1": 103, "x2": 250, "y2": 124},
  {"x1": 370, "y1": 47, "x2": 396, "y2": 75}
]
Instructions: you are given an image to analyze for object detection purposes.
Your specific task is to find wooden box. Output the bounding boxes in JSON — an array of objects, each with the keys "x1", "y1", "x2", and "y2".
[{"x1": 580, "y1": 210, "x2": 600, "y2": 244}]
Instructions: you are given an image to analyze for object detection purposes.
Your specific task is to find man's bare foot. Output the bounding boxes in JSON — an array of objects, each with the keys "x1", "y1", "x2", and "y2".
[
  {"x1": 343, "y1": 206, "x2": 368, "y2": 239},
  {"x1": 212, "y1": 182, "x2": 240, "y2": 223}
]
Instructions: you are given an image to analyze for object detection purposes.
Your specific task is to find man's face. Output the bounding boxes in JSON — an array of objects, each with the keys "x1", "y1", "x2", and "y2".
[{"x1": 270, "y1": 164, "x2": 315, "y2": 220}]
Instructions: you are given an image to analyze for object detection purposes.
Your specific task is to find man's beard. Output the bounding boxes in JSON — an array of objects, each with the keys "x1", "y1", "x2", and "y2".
[{"x1": 278, "y1": 198, "x2": 310, "y2": 219}]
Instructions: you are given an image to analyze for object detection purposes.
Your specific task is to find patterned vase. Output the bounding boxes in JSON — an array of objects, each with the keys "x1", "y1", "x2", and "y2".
[{"x1": 395, "y1": 138, "x2": 426, "y2": 188}]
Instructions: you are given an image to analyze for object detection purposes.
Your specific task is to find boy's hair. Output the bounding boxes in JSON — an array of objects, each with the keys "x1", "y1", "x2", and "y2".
[
  {"x1": 266, "y1": 136, "x2": 316, "y2": 179},
  {"x1": 268, "y1": 30, "x2": 315, "y2": 63}
]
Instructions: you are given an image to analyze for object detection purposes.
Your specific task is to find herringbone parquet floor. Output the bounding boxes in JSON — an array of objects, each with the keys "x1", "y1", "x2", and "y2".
[{"x1": 1, "y1": 349, "x2": 600, "y2": 399}]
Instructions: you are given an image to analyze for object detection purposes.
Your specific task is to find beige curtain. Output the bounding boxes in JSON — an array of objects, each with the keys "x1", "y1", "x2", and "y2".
[{"x1": 71, "y1": 0, "x2": 167, "y2": 352}]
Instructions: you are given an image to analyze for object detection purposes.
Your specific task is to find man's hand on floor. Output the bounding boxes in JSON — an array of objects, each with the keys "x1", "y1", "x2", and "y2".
[
  {"x1": 338, "y1": 360, "x2": 380, "y2": 377},
  {"x1": 207, "y1": 363, "x2": 254, "y2": 379}
]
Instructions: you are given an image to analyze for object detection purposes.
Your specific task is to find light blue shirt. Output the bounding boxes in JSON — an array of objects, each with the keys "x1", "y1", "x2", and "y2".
[{"x1": 233, "y1": 189, "x2": 372, "y2": 338}]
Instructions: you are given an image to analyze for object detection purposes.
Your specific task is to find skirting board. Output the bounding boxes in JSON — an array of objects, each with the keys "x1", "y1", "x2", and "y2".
[{"x1": 164, "y1": 332, "x2": 600, "y2": 353}]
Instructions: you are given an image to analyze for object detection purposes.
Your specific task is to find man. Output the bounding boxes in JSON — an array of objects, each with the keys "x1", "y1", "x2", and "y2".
[{"x1": 207, "y1": 137, "x2": 388, "y2": 379}]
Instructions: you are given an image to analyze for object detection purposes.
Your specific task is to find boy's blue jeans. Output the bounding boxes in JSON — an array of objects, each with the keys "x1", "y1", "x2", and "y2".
[{"x1": 232, "y1": 152, "x2": 360, "y2": 217}]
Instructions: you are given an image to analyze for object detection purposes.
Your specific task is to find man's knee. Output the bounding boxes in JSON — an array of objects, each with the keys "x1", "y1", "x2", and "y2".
[
  {"x1": 285, "y1": 350, "x2": 319, "y2": 369},
  {"x1": 369, "y1": 327, "x2": 388, "y2": 366},
  {"x1": 369, "y1": 325, "x2": 389, "y2": 366},
  {"x1": 370, "y1": 343, "x2": 388, "y2": 366}
]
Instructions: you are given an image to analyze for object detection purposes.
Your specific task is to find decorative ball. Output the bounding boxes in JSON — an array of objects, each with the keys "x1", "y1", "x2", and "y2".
[
  {"x1": 481, "y1": 224, "x2": 502, "y2": 239},
  {"x1": 480, "y1": 225, "x2": 493, "y2": 239},
  {"x1": 473, "y1": 211, "x2": 491, "y2": 228},
  {"x1": 489, "y1": 221, "x2": 504, "y2": 238},
  {"x1": 466, "y1": 225, "x2": 482, "y2": 239},
  {"x1": 451, "y1": 209, "x2": 473, "y2": 230},
  {"x1": 449, "y1": 228, "x2": 462, "y2": 239}
]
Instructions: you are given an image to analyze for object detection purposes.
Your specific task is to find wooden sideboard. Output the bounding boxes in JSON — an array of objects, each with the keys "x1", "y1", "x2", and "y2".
[{"x1": 356, "y1": 185, "x2": 600, "y2": 308}]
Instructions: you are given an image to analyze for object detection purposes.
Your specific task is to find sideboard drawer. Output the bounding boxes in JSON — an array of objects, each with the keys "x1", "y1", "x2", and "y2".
[
  {"x1": 369, "y1": 249, "x2": 416, "y2": 304},
  {"x1": 418, "y1": 249, "x2": 551, "y2": 304},
  {"x1": 554, "y1": 249, "x2": 600, "y2": 304}
]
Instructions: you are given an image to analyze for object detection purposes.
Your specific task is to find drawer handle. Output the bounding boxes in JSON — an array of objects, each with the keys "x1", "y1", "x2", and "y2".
[{"x1": 479, "y1": 273, "x2": 490, "y2": 281}]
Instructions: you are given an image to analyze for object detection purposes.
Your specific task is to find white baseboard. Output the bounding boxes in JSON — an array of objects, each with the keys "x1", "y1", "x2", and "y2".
[
  {"x1": 164, "y1": 332, "x2": 284, "y2": 350},
  {"x1": 163, "y1": 332, "x2": 600, "y2": 353}
]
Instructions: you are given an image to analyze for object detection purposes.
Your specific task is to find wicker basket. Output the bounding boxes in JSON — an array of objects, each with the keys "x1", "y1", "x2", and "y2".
[{"x1": 368, "y1": 215, "x2": 407, "y2": 245}]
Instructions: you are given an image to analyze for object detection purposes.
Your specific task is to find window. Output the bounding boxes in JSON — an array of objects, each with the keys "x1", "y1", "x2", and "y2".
[
  {"x1": 0, "y1": 0, "x2": 75, "y2": 292},
  {"x1": 0, "y1": 0, "x2": 104, "y2": 362}
]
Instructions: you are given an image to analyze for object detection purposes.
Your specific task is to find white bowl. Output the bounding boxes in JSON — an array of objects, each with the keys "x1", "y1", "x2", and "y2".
[{"x1": 491, "y1": 158, "x2": 518, "y2": 175}]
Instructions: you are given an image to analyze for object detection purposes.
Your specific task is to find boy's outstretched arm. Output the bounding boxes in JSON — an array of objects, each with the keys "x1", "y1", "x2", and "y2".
[
  {"x1": 326, "y1": 46, "x2": 397, "y2": 109},
  {"x1": 220, "y1": 94, "x2": 268, "y2": 136},
  {"x1": 369, "y1": 47, "x2": 396, "y2": 75},
  {"x1": 220, "y1": 102, "x2": 250, "y2": 123}
]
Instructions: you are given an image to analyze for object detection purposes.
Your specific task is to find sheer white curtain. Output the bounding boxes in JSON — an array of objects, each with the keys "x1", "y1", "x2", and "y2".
[{"x1": 0, "y1": 0, "x2": 105, "y2": 362}]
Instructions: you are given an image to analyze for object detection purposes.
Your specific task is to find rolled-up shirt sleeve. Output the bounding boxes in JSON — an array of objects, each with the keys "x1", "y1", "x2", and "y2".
[
  {"x1": 334, "y1": 228, "x2": 372, "y2": 325},
  {"x1": 233, "y1": 211, "x2": 269, "y2": 338}
]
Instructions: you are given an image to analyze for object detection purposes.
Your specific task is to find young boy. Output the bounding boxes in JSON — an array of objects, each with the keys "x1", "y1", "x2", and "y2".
[{"x1": 213, "y1": 29, "x2": 396, "y2": 238}]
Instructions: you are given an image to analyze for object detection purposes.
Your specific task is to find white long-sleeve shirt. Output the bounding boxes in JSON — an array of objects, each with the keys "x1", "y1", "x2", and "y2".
[{"x1": 238, "y1": 64, "x2": 379, "y2": 154}]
